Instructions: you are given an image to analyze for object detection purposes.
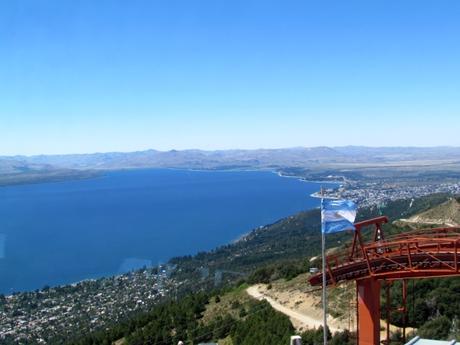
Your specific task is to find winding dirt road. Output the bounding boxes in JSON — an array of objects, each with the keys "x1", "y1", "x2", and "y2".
[{"x1": 246, "y1": 285, "x2": 341, "y2": 333}]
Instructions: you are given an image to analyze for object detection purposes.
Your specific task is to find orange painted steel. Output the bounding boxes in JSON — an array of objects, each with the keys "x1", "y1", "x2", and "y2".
[
  {"x1": 308, "y1": 216, "x2": 460, "y2": 345},
  {"x1": 357, "y1": 278, "x2": 381, "y2": 345}
]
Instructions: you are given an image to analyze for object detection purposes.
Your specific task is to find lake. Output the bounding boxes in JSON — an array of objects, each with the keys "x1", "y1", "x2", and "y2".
[{"x1": 0, "y1": 169, "x2": 333, "y2": 294}]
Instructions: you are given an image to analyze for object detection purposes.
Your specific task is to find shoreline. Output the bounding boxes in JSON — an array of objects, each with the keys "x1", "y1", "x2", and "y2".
[{"x1": 275, "y1": 170, "x2": 343, "y2": 185}]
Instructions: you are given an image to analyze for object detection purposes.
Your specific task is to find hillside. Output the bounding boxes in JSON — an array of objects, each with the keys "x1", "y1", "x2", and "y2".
[
  {"x1": 66, "y1": 286, "x2": 298, "y2": 345},
  {"x1": 69, "y1": 282, "x2": 356, "y2": 345},
  {"x1": 400, "y1": 198, "x2": 460, "y2": 226},
  {"x1": 246, "y1": 274, "x2": 348, "y2": 333},
  {"x1": 245, "y1": 274, "x2": 419, "y2": 341}
]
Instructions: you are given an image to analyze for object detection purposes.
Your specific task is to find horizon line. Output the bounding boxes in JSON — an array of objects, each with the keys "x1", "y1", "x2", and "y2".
[{"x1": 2, "y1": 145, "x2": 460, "y2": 158}]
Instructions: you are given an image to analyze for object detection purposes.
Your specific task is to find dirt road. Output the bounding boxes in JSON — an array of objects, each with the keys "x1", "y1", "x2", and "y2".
[{"x1": 246, "y1": 285, "x2": 341, "y2": 333}]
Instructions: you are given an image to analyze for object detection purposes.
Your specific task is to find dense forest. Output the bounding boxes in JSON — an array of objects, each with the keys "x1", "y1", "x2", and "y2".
[{"x1": 383, "y1": 277, "x2": 460, "y2": 340}]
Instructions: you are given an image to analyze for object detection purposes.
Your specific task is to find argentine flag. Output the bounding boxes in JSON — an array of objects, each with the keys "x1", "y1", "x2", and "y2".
[{"x1": 321, "y1": 199, "x2": 357, "y2": 234}]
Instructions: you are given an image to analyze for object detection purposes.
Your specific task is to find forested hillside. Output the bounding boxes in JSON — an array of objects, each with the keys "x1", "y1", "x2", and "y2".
[{"x1": 66, "y1": 284, "x2": 356, "y2": 345}]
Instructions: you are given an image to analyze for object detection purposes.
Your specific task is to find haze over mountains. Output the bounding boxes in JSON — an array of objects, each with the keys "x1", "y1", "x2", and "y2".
[{"x1": 2, "y1": 146, "x2": 460, "y2": 174}]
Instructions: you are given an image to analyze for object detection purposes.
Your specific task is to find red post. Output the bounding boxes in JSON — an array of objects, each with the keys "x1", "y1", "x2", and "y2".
[
  {"x1": 357, "y1": 278, "x2": 381, "y2": 345},
  {"x1": 402, "y1": 280, "x2": 407, "y2": 343},
  {"x1": 385, "y1": 281, "x2": 391, "y2": 345}
]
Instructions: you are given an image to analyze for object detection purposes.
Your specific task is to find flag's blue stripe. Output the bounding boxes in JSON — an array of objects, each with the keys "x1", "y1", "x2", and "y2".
[{"x1": 322, "y1": 219, "x2": 355, "y2": 234}]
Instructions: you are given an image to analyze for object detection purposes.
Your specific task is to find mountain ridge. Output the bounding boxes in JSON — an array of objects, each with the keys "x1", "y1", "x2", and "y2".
[{"x1": 3, "y1": 146, "x2": 460, "y2": 172}]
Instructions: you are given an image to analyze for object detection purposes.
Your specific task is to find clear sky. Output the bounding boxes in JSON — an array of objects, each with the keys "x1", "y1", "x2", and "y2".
[{"x1": 1, "y1": 0, "x2": 459, "y2": 155}]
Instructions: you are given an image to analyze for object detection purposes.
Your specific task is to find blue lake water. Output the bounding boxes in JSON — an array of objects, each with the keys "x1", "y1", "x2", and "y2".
[{"x1": 0, "y1": 169, "x2": 333, "y2": 294}]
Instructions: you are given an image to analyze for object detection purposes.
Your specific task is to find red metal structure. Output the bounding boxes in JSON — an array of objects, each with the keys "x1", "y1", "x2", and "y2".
[{"x1": 309, "y1": 216, "x2": 460, "y2": 345}]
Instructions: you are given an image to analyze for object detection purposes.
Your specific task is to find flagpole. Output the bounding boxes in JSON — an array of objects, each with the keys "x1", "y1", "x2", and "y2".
[
  {"x1": 321, "y1": 187, "x2": 328, "y2": 345},
  {"x1": 319, "y1": 194, "x2": 357, "y2": 345}
]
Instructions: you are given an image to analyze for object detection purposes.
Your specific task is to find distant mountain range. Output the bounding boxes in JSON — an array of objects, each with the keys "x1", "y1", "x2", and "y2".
[{"x1": 2, "y1": 146, "x2": 460, "y2": 173}]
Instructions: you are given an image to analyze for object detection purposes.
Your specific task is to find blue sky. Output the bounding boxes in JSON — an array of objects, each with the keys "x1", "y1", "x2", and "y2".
[{"x1": 1, "y1": 0, "x2": 459, "y2": 155}]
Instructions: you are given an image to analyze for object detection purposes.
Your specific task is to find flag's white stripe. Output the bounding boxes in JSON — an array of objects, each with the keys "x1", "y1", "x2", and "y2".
[{"x1": 321, "y1": 210, "x2": 356, "y2": 223}]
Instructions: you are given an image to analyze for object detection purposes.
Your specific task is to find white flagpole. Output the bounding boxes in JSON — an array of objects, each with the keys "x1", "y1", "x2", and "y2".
[{"x1": 321, "y1": 187, "x2": 328, "y2": 345}]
